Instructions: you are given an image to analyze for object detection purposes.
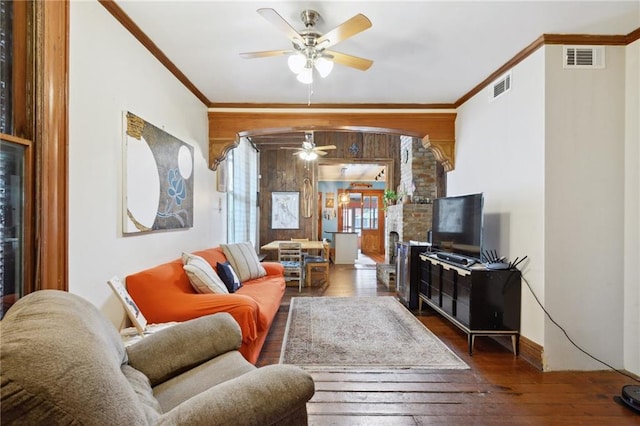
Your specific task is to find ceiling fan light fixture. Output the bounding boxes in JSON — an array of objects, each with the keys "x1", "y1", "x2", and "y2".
[
  {"x1": 314, "y1": 56, "x2": 334, "y2": 78},
  {"x1": 296, "y1": 66, "x2": 313, "y2": 84},
  {"x1": 287, "y1": 53, "x2": 306, "y2": 74},
  {"x1": 299, "y1": 150, "x2": 318, "y2": 161},
  {"x1": 242, "y1": 8, "x2": 374, "y2": 89}
]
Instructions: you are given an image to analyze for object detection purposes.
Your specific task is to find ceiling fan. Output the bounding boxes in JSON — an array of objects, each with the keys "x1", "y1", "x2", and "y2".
[
  {"x1": 281, "y1": 132, "x2": 337, "y2": 161},
  {"x1": 240, "y1": 8, "x2": 373, "y2": 84}
]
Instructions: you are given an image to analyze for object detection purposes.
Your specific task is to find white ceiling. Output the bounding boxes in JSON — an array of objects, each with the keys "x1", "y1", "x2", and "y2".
[
  {"x1": 114, "y1": 1, "x2": 638, "y2": 105},
  {"x1": 318, "y1": 162, "x2": 387, "y2": 181},
  {"x1": 112, "y1": 1, "x2": 638, "y2": 180}
]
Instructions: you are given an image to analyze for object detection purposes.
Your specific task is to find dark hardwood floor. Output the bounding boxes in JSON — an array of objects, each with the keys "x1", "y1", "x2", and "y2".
[{"x1": 257, "y1": 253, "x2": 640, "y2": 425}]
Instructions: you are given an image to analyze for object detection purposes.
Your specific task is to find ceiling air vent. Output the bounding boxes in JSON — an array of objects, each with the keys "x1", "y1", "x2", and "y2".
[
  {"x1": 490, "y1": 71, "x2": 511, "y2": 101},
  {"x1": 563, "y1": 46, "x2": 605, "y2": 69}
]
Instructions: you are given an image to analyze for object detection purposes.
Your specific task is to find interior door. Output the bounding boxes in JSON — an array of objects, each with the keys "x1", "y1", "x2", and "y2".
[
  {"x1": 337, "y1": 189, "x2": 384, "y2": 255},
  {"x1": 360, "y1": 192, "x2": 384, "y2": 255}
]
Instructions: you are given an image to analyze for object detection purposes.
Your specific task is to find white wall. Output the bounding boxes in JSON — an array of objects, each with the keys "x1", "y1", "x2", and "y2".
[
  {"x1": 453, "y1": 43, "x2": 635, "y2": 372},
  {"x1": 452, "y1": 49, "x2": 547, "y2": 346},
  {"x1": 69, "y1": 1, "x2": 226, "y2": 329},
  {"x1": 544, "y1": 45, "x2": 626, "y2": 370},
  {"x1": 624, "y1": 39, "x2": 640, "y2": 375}
]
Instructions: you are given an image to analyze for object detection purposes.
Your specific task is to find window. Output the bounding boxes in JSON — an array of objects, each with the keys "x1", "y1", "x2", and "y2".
[
  {"x1": 0, "y1": 0, "x2": 13, "y2": 135},
  {"x1": 362, "y1": 195, "x2": 379, "y2": 230},
  {"x1": 1, "y1": 1, "x2": 32, "y2": 316},
  {"x1": 0, "y1": 137, "x2": 30, "y2": 318},
  {"x1": 227, "y1": 138, "x2": 259, "y2": 247},
  {"x1": 339, "y1": 192, "x2": 379, "y2": 234},
  {"x1": 0, "y1": 1, "x2": 68, "y2": 314}
]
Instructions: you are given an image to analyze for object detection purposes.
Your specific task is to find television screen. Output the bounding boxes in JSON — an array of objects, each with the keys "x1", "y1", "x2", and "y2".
[{"x1": 431, "y1": 193, "x2": 483, "y2": 258}]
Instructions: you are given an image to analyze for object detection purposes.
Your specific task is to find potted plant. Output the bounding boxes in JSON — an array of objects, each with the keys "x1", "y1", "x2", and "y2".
[{"x1": 383, "y1": 189, "x2": 398, "y2": 210}]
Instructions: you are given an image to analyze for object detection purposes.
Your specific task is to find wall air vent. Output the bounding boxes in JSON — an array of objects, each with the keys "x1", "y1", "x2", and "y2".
[
  {"x1": 563, "y1": 46, "x2": 605, "y2": 69},
  {"x1": 490, "y1": 71, "x2": 511, "y2": 101}
]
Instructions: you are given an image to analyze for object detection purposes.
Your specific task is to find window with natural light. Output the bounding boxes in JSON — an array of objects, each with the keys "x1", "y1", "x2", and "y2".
[{"x1": 226, "y1": 138, "x2": 259, "y2": 247}]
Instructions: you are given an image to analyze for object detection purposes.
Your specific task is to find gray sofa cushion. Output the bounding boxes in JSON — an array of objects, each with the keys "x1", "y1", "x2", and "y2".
[
  {"x1": 0, "y1": 290, "x2": 152, "y2": 425},
  {"x1": 153, "y1": 351, "x2": 255, "y2": 412},
  {"x1": 1, "y1": 290, "x2": 315, "y2": 426},
  {"x1": 126, "y1": 313, "x2": 243, "y2": 386},
  {"x1": 158, "y1": 364, "x2": 315, "y2": 426},
  {"x1": 122, "y1": 365, "x2": 162, "y2": 423}
]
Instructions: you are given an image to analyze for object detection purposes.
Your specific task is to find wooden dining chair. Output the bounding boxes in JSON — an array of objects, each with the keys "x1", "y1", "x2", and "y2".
[
  {"x1": 305, "y1": 239, "x2": 330, "y2": 288},
  {"x1": 278, "y1": 242, "x2": 304, "y2": 292}
]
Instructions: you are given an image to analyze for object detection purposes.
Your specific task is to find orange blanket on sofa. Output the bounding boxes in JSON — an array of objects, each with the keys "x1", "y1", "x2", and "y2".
[{"x1": 126, "y1": 247, "x2": 285, "y2": 364}]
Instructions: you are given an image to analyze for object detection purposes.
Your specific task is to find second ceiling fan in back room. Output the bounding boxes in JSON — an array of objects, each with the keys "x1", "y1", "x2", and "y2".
[
  {"x1": 240, "y1": 8, "x2": 373, "y2": 85},
  {"x1": 280, "y1": 132, "x2": 336, "y2": 161}
]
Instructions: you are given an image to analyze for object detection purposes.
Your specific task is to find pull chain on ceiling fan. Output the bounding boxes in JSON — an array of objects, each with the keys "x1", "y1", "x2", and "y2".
[{"x1": 240, "y1": 8, "x2": 373, "y2": 85}]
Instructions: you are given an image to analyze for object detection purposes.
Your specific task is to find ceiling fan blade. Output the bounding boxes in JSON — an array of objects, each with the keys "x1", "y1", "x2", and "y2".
[
  {"x1": 240, "y1": 49, "x2": 293, "y2": 59},
  {"x1": 315, "y1": 145, "x2": 337, "y2": 150},
  {"x1": 257, "y1": 8, "x2": 304, "y2": 46},
  {"x1": 325, "y1": 50, "x2": 373, "y2": 71},
  {"x1": 317, "y1": 150, "x2": 329, "y2": 156},
  {"x1": 316, "y1": 14, "x2": 372, "y2": 49}
]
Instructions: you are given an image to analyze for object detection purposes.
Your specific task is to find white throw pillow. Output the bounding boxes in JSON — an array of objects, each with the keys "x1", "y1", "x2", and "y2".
[
  {"x1": 182, "y1": 252, "x2": 229, "y2": 294},
  {"x1": 220, "y1": 242, "x2": 267, "y2": 283}
]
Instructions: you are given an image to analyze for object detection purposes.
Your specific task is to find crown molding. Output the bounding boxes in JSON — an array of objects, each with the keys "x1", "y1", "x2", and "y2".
[
  {"x1": 98, "y1": 0, "x2": 210, "y2": 105},
  {"x1": 208, "y1": 102, "x2": 456, "y2": 110},
  {"x1": 627, "y1": 27, "x2": 640, "y2": 44},
  {"x1": 100, "y1": 3, "x2": 638, "y2": 112},
  {"x1": 455, "y1": 29, "x2": 640, "y2": 108},
  {"x1": 208, "y1": 107, "x2": 456, "y2": 114},
  {"x1": 542, "y1": 33, "x2": 629, "y2": 45}
]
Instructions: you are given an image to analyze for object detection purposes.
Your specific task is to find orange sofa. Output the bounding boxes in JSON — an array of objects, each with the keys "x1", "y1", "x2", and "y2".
[{"x1": 126, "y1": 247, "x2": 285, "y2": 364}]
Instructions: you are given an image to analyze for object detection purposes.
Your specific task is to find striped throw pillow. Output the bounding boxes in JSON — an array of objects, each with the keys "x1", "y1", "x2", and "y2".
[
  {"x1": 182, "y1": 252, "x2": 229, "y2": 294},
  {"x1": 220, "y1": 242, "x2": 266, "y2": 283}
]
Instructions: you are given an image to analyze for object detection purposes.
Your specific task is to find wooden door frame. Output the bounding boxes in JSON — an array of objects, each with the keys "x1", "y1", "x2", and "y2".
[
  {"x1": 36, "y1": 0, "x2": 69, "y2": 291},
  {"x1": 337, "y1": 188, "x2": 385, "y2": 254},
  {"x1": 4, "y1": 0, "x2": 68, "y2": 294}
]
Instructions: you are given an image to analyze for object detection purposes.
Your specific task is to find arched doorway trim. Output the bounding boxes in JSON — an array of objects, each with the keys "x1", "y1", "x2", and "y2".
[{"x1": 207, "y1": 110, "x2": 456, "y2": 171}]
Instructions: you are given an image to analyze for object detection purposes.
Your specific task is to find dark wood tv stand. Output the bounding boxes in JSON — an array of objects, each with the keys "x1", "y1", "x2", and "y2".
[{"x1": 418, "y1": 253, "x2": 522, "y2": 355}]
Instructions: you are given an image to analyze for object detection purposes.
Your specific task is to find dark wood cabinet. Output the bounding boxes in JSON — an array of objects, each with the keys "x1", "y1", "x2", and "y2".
[
  {"x1": 419, "y1": 253, "x2": 522, "y2": 355},
  {"x1": 396, "y1": 242, "x2": 430, "y2": 310}
]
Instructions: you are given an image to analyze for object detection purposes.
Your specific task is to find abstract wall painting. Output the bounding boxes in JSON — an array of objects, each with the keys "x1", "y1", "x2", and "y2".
[{"x1": 123, "y1": 111, "x2": 194, "y2": 234}]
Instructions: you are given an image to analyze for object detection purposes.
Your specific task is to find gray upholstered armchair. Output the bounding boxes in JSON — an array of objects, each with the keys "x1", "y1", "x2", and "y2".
[{"x1": 1, "y1": 290, "x2": 314, "y2": 425}]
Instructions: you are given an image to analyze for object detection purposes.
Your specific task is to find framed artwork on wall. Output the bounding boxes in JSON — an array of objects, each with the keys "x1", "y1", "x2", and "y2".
[
  {"x1": 123, "y1": 111, "x2": 194, "y2": 234},
  {"x1": 325, "y1": 192, "x2": 335, "y2": 208},
  {"x1": 271, "y1": 191, "x2": 300, "y2": 229}
]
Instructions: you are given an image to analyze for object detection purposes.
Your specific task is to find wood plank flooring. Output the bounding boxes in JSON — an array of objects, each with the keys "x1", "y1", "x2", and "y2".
[{"x1": 257, "y1": 254, "x2": 640, "y2": 425}]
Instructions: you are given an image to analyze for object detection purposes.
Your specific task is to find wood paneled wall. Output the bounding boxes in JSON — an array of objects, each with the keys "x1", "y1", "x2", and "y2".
[{"x1": 258, "y1": 132, "x2": 401, "y2": 250}]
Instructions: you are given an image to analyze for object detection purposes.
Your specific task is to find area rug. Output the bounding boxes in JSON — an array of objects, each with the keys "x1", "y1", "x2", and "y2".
[{"x1": 280, "y1": 296, "x2": 468, "y2": 370}]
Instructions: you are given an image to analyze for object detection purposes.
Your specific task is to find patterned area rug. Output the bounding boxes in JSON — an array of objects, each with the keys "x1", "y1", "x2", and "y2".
[{"x1": 280, "y1": 296, "x2": 469, "y2": 370}]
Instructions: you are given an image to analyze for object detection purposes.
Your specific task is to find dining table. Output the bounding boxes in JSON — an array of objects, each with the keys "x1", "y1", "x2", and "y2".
[{"x1": 260, "y1": 240, "x2": 328, "y2": 259}]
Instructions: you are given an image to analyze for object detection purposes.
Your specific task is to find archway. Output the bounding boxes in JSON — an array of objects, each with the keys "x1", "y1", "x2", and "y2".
[{"x1": 207, "y1": 109, "x2": 456, "y2": 171}]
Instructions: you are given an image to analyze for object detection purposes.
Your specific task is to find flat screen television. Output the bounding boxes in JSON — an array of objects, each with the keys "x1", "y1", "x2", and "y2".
[{"x1": 431, "y1": 193, "x2": 483, "y2": 259}]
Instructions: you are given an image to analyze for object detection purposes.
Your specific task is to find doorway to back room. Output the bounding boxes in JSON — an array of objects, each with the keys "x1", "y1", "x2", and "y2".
[{"x1": 318, "y1": 162, "x2": 389, "y2": 257}]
